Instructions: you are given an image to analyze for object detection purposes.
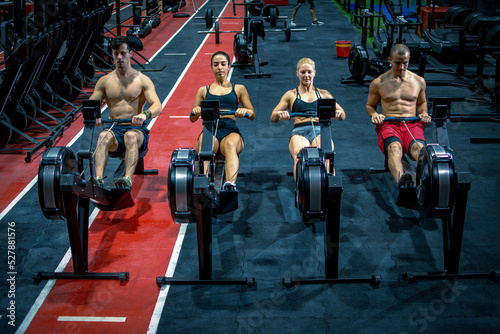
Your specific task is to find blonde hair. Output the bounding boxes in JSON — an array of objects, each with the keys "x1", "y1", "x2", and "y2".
[{"x1": 296, "y1": 57, "x2": 315, "y2": 71}]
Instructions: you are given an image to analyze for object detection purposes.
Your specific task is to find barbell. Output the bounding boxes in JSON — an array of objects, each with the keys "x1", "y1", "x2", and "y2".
[
  {"x1": 201, "y1": 6, "x2": 286, "y2": 29},
  {"x1": 198, "y1": 19, "x2": 306, "y2": 44}
]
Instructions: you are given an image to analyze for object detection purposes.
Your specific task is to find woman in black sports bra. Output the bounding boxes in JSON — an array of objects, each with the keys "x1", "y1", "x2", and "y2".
[
  {"x1": 190, "y1": 51, "x2": 255, "y2": 190},
  {"x1": 271, "y1": 57, "x2": 345, "y2": 180}
]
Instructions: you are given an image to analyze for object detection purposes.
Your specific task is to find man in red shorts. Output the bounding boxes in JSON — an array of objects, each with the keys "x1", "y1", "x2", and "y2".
[{"x1": 366, "y1": 43, "x2": 431, "y2": 188}]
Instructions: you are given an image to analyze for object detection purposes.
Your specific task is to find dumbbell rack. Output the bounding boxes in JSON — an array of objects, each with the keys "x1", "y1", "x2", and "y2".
[{"x1": 115, "y1": 0, "x2": 162, "y2": 38}]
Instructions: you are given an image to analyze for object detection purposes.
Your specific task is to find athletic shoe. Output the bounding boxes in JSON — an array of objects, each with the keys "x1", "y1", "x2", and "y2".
[
  {"x1": 312, "y1": 20, "x2": 324, "y2": 26},
  {"x1": 92, "y1": 176, "x2": 104, "y2": 188},
  {"x1": 290, "y1": 21, "x2": 296, "y2": 27},
  {"x1": 223, "y1": 181, "x2": 237, "y2": 191},
  {"x1": 397, "y1": 172, "x2": 413, "y2": 189},
  {"x1": 115, "y1": 176, "x2": 132, "y2": 189}
]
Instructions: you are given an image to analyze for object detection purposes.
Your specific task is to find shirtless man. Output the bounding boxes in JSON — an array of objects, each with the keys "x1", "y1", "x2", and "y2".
[
  {"x1": 90, "y1": 36, "x2": 162, "y2": 189},
  {"x1": 366, "y1": 43, "x2": 431, "y2": 187}
]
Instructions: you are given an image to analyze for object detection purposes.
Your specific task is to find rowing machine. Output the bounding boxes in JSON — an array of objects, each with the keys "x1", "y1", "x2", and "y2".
[
  {"x1": 34, "y1": 100, "x2": 156, "y2": 282},
  {"x1": 159, "y1": 100, "x2": 255, "y2": 286},
  {"x1": 370, "y1": 98, "x2": 498, "y2": 282},
  {"x1": 283, "y1": 99, "x2": 381, "y2": 286}
]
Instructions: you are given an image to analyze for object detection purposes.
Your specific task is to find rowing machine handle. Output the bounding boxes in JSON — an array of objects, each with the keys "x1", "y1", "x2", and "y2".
[
  {"x1": 288, "y1": 111, "x2": 318, "y2": 118},
  {"x1": 383, "y1": 116, "x2": 420, "y2": 122},
  {"x1": 190, "y1": 110, "x2": 250, "y2": 118},
  {"x1": 101, "y1": 119, "x2": 134, "y2": 124}
]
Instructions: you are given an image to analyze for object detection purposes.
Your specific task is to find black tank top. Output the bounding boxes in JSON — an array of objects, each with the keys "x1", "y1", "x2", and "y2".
[
  {"x1": 291, "y1": 87, "x2": 323, "y2": 113},
  {"x1": 205, "y1": 83, "x2": 239, "y2": 111}
]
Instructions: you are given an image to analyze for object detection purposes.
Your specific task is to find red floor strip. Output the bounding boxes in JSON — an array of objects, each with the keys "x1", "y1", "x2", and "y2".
[{"x1": 23, "y1": 2, "x2": 244, "y2": 333}]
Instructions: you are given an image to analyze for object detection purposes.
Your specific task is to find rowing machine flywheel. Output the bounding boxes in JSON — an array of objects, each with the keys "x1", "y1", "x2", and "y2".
[
  {"x1": 295, "y1": 147, "x2": 327, "y2": 222},
  {"x1": 168, "y1": 148, "x2": 198, "y2": 224},
  {"x1": 416, "y1": 144, "x2": 457, "y2": 218},
  {"x1": 38, "y1": 147, "x2": 77, "y2": 220},
  {"x1": 348, "y1": 44, "x2": 369, "y2": 82}
]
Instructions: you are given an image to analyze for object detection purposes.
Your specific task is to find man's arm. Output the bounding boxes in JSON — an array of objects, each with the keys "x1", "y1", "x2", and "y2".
[
  {"x1": 131, "y1": 75, "x2": 162, "y2": 126},
  {"x1": 90, "y1": 77, "x2": 105, "y2": 101},
  {"x1": 142, "y1": 75, "x2": 162, "y2": 118},
  {"x1": 366, "y1": 80, "x2": 384, "y2": 125},
  {"x1": 270, "y1": 91, "x2": 292, "y2": 123},
  {"x1": 415, "y1": 77, "x2": 431, "y2": 124},
  {"x1": 89, "y1": 77, "x2": 106, "y2": 125}
]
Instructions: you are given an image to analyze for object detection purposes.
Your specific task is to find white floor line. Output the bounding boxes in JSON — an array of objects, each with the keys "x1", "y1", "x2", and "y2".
[
  {"x1": 57, "y1": 316, "x2": 127, "y2": 322},
  {"x1": 147, "y1": 224, "x2": 187, "y2": 334}
]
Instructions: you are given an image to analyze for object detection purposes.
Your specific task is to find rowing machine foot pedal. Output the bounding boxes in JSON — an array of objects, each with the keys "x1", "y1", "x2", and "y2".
[
  {"x1": 96, "y1": 188, "x2": 135, "y2": 211},
  {"x1": 216, "y1": 189, "x2": 239, "y2": 214},
  {"x1": 396, "y1": 185, "x2": 419, "y2": 210}
]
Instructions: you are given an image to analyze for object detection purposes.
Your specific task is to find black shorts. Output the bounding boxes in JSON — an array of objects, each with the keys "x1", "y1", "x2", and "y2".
[
  {"x1": 105, "y1": 124, "x2": 149, "y2": 156},
  {"x1": 203, "y1": 118, "x2": 243, "y2": 145}
]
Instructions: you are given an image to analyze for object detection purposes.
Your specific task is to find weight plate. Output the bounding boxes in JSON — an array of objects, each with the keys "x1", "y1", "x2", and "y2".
[
  {"x1": 134, "y1": 7, "x2": 142, "y2": 26},
  {"x1": 215, "y1": 20, "x2": 220, "y2": 44},
  {"x1": 248, "y1": 0, "x2": 263, "y2": 16},
  {"x1": 484, "y1": 24, "x2": 500, "y2": 46},
  {"x1": 446, "y1": 6, "x2": 473, "y2": 25},
  {"x1": 284, "y1": 20, "x2": 291, "y2": 42},
  {"x1": 262, "y1": 4, "x2": 279, "y2": 26},
  {"x1": 464, "y1": 12, "x2": 486, "y2": 35},
  {"x1": 139, "y1": 28, "x2": 146, "y2": 38},
  {"x1": 233, "y1": 33, "x2": 248, "y2": 63},
  {"x1": 205, "y1": 8, "x2": 214, "y2": 28},
  {"x1": 269, "y1": 7, "x2": 277, "y2": 27}
]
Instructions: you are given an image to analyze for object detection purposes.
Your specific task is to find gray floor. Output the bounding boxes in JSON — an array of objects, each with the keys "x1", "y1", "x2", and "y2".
[{"x1": 1, "y1": 1, "x2": 499, "y2": 333}]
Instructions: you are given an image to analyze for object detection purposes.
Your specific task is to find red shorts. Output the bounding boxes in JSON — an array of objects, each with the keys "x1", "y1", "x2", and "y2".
[{"x1": 376, "y1": 121, "x2": 425, "y2": 155}]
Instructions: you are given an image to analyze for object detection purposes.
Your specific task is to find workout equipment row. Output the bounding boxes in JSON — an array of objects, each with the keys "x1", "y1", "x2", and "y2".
[
  {"x1": 35, "y1": 100, "x2": 158, "y2": 282},
  {"x1": 200, "y1": 5, "x2": 286, "y2": 29},
  {"x1": 199, "y1": 19, "x2": 305, "y2": 44},
  {"x1": 0, "y1": 0, "x2": 110, "y2": 161}
]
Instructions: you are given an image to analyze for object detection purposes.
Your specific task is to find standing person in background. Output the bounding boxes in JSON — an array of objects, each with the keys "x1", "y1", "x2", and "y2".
[{"x1": 290, "y1": 0, "x2": 324, "y2": 27}]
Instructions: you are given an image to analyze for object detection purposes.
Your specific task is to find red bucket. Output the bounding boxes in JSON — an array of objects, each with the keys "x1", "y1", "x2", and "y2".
[{"x1": 335, "y1": 40, "x2": 351, "y2": 58}]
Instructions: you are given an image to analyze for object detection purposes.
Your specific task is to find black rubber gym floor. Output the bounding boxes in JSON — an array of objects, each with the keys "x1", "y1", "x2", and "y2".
[{"x1": 1, "y1": 1, "x2": 500, "y2": 333}]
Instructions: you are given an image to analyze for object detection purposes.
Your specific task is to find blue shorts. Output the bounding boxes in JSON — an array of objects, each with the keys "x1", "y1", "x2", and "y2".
[
  {"x1": 105, "y1": 124, "x2": 149, "y2": 156},
  {"x1": 203, "y1": 118, "x2": 243, "y2": 145},
  {"x1": 290, "y1": 122, "x2": 322, "y2": 143}
]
